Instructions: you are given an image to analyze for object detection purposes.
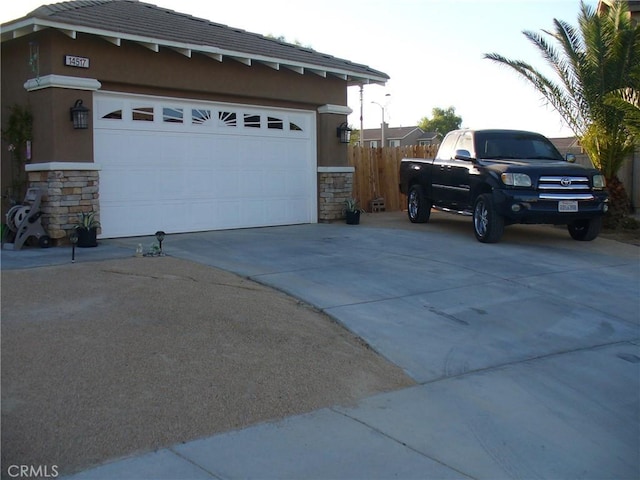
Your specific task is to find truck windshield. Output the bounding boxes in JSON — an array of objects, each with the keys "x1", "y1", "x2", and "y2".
[{"x1": 475, "y1": 132, "x2": 564, "y2": 161}]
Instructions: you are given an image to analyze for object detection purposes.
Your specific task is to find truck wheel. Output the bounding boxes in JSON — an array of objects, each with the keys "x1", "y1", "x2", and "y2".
[
  {"x1": 407, "y1": 185, "x2": 431, "y2": 223},
  {"x1": 568, "y1": 217, "x2": 602, "y2": 241},
  {"x1": 473, "y1": 194, "x2": 504, "y2": 243}
]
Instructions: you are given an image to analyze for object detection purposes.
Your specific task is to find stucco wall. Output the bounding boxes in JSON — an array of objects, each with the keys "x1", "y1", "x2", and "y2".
[
  {"x1": 1, "y1": 28, "x2": 351, "y2": 191},
  {"x1": 2, "y1": 27, "x2": 356, "y2": 230}
]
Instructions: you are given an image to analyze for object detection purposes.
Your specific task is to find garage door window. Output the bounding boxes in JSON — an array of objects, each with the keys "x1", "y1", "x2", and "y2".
[
  {"x1": 268, "y1": 117, "x2": 283, "y2": 130},
  {"x1": 102, "y1": 109, "x2": 122, "y2": 120},
  {"x1": 244, "y1": 114, "x2": 261, "y2": 128},
  {"x1": 192, "y1": 109, "x2": 212, "y2": 125},
  {"x1": 163, "y1": 107, "x2": 183, "y2": 123},
  {"x1": 133, "y1": 107, "x2": 153, "y2": 121},
  {"x1": 219, "y1": 111, "x2": 237, "y2": 127}
]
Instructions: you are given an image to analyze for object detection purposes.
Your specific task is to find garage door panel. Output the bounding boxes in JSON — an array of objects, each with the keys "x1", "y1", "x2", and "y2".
[
  {"x1": 160, "y1": 202, "x2": 191, "y2": 232},
  {"x1": 272, "y1": 199, "x2": 293, "y2": 224},
  {"x1": 215, "y1": 200, "x2": 243, "y2": 229},
  {"x1": 263, "y1": 170, "x2": 285, "y2": 196},
  {"x1": 212, "y1": 138, "x2": 240, "y2": 167},
  {"x1": 189, "y1": 169, "x2": 215, "y2": 197},
  {"x1": 212, "y1": 169, "x2": 241, "y2": 198},
  {"x1": 95, "y1": 93, "x2": 316, "y2": 237},
  {"x1": 166, "y1": 168, "x2": 193, "y2": 196},
  {"x1": 287, "y1": 170, "x2": 310, "y2": 196},
  {"x1": 160, "y1": 136, "x2": 187, "y2": 166},
  {"x1": 188, "y1": 137, "x2": 216, "y2": 166},
  {"x1": 242, "y1": 173, "x2": 265, "y2": 198},
  {"x1": 242, "y1": 200, "x2": 265, "y2": 224},
  {"x1": 101, "y1": 202, "x2": 159, "y2": 238}
]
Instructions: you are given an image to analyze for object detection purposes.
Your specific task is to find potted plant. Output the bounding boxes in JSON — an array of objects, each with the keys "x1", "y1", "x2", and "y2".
[
  {"x1": 74, "y1": 211, "x2": 100, "y2": 247},
  {"x1": 344, "y1": 198, "x2": 364, "y2": 225}
]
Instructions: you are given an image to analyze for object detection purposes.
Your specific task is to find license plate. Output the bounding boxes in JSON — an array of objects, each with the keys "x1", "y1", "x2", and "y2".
[{"x1": 558, "y1": 200, "x2": 578, "y2": 212}]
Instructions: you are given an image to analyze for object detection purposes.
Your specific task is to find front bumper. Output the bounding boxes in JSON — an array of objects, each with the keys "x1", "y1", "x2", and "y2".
[{"x1": 492, "y1": 189, "x2": 609, "y2": 225}]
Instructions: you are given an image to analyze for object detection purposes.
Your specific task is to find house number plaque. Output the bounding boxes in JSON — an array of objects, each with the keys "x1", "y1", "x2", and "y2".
[{"x1": 64, "y1": 55, "x2": 90, "y2": 68}]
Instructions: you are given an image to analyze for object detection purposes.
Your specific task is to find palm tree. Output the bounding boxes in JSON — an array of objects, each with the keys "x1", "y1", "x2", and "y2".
[
  {"x1": 485, "y1": 1, "x2": 640, "y2": 227},
  {"x1": 606, "y1": 84, "x2": 640, "y2": 137}
]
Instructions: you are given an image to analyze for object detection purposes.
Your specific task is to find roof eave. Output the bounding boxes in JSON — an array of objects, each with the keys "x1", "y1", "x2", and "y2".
[{"x1": 1, "y1": 18, "x2": 389, "y2": 86}]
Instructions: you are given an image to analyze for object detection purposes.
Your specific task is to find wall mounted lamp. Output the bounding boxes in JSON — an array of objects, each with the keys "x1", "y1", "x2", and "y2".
[
  {"x1": 336, "y1": 122, "x2": 352, "y2": 144},
  {"x1": 70, "y1": 99, "x2": 89, "y2": 129}
]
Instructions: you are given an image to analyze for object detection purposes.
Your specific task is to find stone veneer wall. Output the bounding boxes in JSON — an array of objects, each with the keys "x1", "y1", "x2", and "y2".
[
  {"x1": 317, "y1": 166, "x2": 354, "y2": 222},
  {"x1": 26, "y1": 163, "x2": 100, "y2": 244}
]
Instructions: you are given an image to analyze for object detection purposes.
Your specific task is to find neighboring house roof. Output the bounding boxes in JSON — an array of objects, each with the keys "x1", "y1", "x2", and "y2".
[
  {"x1": 363, "y1": 126, "x2": 422, "y2": 141},
  {"x1": 549, "y1": 137, "x2": 581, "y2": 151},
  {"x1": 362, "y1": 126, "x2": 439, "y2": 142},
  {"x1": 1, "y1": 0, "x2": 389, "y2": 85},
  {"x1": 417, "y1": 131, "x2": 440, "y2": 142},
  {"x1": 598, "y1": 0, "x2": 640, "y2": 18}
]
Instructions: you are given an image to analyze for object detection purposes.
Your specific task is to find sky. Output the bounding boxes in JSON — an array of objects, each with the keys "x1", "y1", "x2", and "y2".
[{"x1": 1, "y1": 0, "x2": 599, "y2": 138}]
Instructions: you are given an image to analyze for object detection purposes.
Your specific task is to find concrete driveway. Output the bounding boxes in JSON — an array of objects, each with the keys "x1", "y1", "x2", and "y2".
[{"x1": 3, "y1": 211, "x2": 639, "y2": 479}]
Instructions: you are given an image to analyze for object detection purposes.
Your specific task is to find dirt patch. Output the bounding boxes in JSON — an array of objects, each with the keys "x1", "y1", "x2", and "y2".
[
  {"x1": 1, "y1": 257, "x2": 414, "y2": 477},
  {"x1": 600, "y1": 228, "x2": 640, "y2": 246}
]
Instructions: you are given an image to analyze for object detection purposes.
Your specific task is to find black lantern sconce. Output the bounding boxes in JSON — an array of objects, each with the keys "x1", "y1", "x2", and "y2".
[
  {"x1": 70, "y1": 99, "x2": 89, "y2": 129},
  {"x1": 337, "y1": 122, "x2": 352, "y2": 144}
]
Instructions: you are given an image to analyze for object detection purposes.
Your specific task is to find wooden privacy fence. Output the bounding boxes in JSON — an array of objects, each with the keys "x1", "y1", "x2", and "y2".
[{"x1": 348, "y1": 145, "x2": 439, "y2": 212}]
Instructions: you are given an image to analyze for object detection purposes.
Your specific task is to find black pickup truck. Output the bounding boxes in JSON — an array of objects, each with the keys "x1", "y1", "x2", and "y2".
[{"x1": 399, "y1": 129, "x2": 609, "y2": 243}]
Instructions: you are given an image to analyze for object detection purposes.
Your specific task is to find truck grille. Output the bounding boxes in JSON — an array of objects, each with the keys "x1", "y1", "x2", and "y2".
[{"x1": 538, "y1": 176, "x2": 590, "y2": 191}]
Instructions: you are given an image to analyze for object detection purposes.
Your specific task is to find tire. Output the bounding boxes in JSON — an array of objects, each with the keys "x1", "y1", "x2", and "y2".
[
  {"x1": 407, "y1": 185, "x2": 431, "y2": 223},
  {"x1": 568, "y1": 217, "x2": 602, "y2": 241},
  {"x1": 38, "y1": 235, "x2": 52, "y2": 248},
  {"x1": 473, "y1": 193, "x2": 504, "y2": 243}
]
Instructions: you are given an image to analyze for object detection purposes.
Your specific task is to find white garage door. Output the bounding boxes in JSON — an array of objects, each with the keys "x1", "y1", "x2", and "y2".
[{"x1": 94, "y1": 92, "x2": 317, "y2": 238}]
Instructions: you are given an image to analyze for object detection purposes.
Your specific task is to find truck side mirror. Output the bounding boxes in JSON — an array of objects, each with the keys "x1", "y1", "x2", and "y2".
[
  {"x1": 566, "y1": 153, "x2": 576, "y2": 163},
  {"x1": 454, "y1": 149, "x2": 474, "y2": 162}
]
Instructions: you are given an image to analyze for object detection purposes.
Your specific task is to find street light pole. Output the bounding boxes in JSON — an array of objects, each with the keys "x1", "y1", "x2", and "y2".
[
  {"x1": 371, "y1": 101, "x2": 385, "y2": 147},
  {"x1": 359, "y1": 85, "x2": 364, "y2": 147},
  {"x1": 371, "y1": 93, "x2": 390, "y2": 148}
]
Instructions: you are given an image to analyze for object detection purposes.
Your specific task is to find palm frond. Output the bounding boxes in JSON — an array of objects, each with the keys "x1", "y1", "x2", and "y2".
[{"x1": 484, "y1": 0, "x2": 638, "y2": 181}]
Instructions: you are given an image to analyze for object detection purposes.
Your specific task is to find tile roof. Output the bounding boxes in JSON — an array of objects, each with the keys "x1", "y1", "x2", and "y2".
[{"x1": 1, "y1": 0, "x2": 389, "y2": 85}]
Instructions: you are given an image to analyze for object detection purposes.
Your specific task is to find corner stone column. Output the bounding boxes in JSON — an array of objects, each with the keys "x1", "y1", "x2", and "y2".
[
  {"x1": 317, "y1": 166, "x2": 354, "y2": 222},
  {"x1": 26, "y1": 162, "x2": 101, "y2": 244}
]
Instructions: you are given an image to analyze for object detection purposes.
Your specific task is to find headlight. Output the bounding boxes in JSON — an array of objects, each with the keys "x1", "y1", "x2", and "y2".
[
  {"x1": 593, "y1": 174, "x2": 606, "y2": 189},
  {"x1": 501, "y1": 173, "x2": 532, "y2": 187}
]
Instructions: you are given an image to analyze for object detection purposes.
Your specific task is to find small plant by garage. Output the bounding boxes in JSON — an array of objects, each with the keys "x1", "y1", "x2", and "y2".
[
  {"x1": 344, "y1": 198, "x2": 364, "y2": 225},
  {"x1": 74, "y1": 211, "x2": 100, "y2": 247}
]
